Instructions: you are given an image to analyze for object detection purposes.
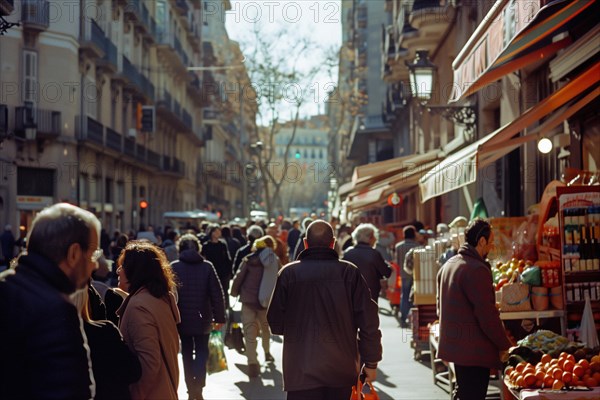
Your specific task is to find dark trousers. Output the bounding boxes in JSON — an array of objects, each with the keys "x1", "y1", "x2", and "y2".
[
  {"x1": 453, "y1": 365, "x2": 490, "y2": 400},
  {"x1": 400, "y1": 275, "x2": 413, "y2": 322},
  {"x1": 287, "y1": 386, "x2": 352, "y2": 400},
  {"x1": 180, "y1": 334, "x2": 210, "y2": 396}
]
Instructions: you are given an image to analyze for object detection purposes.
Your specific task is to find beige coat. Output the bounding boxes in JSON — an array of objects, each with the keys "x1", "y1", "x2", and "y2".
[{"x1": 118, "y1": 288, "x2": 181, "y2": 400}]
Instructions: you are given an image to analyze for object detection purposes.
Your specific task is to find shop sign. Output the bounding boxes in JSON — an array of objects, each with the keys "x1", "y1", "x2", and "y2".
[{"x1": 16, "y1": 195, "x2": 53, "y2": 210}]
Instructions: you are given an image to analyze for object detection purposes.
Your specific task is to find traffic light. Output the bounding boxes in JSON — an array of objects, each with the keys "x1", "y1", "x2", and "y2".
[
  {"x1": 295, "y1": 150, "x2": 301, "y2": 159},
  {"x1": 136, "y1": 104, "x2": 155, "y2": 133},
  {"x1": 136, "y1": 103, "x2": 142, "y2": 131},
  {"x1": 139, "y1": 200, "x2": 148, "y2": 218}
]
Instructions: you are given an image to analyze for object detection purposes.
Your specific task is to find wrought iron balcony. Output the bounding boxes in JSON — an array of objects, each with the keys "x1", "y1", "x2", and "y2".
[
  {"x1": 182, "y1": 109, "x2": 192, "y2": 130},
  {"x1": 147, "y1": 149, "x2": 161, "y2": 169},
  {"x1": 80, "y1": 19, "x2": 107, "y2": 58},
  {"x1": 15, "y1": 106, "x2": 61, "y2": 139},
  {"x1": 124, "y1": 137, "x2": 136, "y2": 157},
  {"x1": 21, "y1": 0, "x2": 49, "y2": 31},
  {"x1": 76, "y1": 115, "x2": 104, "y2": 145},
  {"x1": 106, "y1": 127, "x2": 121, "y2": 151},
  {"x1": 135, "y1": 144, "x2": 146, "y2": 161}
]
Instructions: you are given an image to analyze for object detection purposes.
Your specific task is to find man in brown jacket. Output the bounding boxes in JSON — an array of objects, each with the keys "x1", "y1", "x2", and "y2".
[
  {"x1": 268, "y1": 220, "x2": 382, "y2": 400},
  {"x1": 437, "y1": 218, "x2": 511, "y2": 400}
]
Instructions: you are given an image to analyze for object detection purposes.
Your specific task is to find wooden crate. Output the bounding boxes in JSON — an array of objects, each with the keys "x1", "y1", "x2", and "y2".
[{"x1": 413, "y1": 247, "x2": 438, "y2": 305}]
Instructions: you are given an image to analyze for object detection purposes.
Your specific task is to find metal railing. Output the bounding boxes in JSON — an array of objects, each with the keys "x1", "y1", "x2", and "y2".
[
  {"x1": 124, "y1": 137, "x2": 136, "y2": 157},
  {"x1": 87, "y1": 117, "x2": 104, "y2": 144},
  {"x1": 147, "y1": 149, "x2": 161, "y2": 169},
  {"x1": 135, "y1": 144, "x2": 146, "y2": 161},
  {"x1": 15, "y1": 107, "x2": 61, "y2": 138},
  {"x1": 21, "y1": 0, "x2": 49, "y2": 29},
  {"x1": 91, "y1": 20, "x2": 106, "y2": 50},
  {"x1": 182, "y1": 109, "x2": 192, "y2": 130},
  {"x1": 106, "y1": 127, "x2": 121, "y2": 151},
  {"x1": 103, "y1": 39, "x2": 118, "y2": 68}
]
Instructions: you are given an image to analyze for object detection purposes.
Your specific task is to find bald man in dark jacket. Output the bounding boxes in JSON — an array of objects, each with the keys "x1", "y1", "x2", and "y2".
[{"x1": 268, "y1": 221, "x2": 382, "y2": 400}]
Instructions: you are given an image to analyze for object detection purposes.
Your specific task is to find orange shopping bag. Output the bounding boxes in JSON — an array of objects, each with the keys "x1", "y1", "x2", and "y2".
[{"x1": 350, "y1": 378, "x2": 379, "y2": 400}]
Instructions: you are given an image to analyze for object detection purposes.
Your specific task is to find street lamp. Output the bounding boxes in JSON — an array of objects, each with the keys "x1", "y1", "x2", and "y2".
[
  {"x1": 406, "y1": 50, "x2": 436, "y2": 102},
  {"x1": 406, "y1": 50, "x2": 477, "y2": 135}
]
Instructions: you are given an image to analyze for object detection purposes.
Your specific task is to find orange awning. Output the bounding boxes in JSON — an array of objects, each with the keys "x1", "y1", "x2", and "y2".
[
  {"x1": 348, "y1": 150, "x2": 441, "y2": 196},
  {"x1": 420, "y1": 63, "x2": 600, "y2": 202},
  {"x1": 450, "y1": 0, "x2": 596, "y2": 102}
]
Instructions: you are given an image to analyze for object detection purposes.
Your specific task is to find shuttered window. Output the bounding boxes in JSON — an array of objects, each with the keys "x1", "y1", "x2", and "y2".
[{"x1": 22, "y1": 50, "x2": 38, "y2": 104}]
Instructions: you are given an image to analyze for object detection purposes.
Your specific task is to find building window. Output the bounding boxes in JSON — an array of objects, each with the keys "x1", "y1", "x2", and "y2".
[
  {"x1": 105, "y1": 178, "x2": 113, "y2": 203},
  {"x1": 117, "y1": 181, "x2": 125, "y2": 204},
  {"x1": 94, "y1": 176, "x2": 102, "y2": 202},
  {"x1": 17, "y1": 167, "x2": 54, "y2": 196},
  {"x1": 86, "y1": 77, "x2": 97, "y2": 119},
  {"x1": 22, "y1": 50, "x2": 38, "y2": 104}
]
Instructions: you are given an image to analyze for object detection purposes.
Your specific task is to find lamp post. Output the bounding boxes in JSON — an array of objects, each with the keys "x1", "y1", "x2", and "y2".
[{"x1": 406, "y1": 50, "x2": 477, "y2": 135}]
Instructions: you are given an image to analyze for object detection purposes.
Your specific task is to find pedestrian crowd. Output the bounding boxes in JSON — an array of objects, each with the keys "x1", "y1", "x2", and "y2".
[{"x1": 0, "y1": 203, "x2": 510, "y2": 400}]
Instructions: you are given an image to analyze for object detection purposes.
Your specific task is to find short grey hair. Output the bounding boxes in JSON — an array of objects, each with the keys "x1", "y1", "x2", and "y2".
[
  {"x1": 352, "y1": 223, "x2": 379, "y2": 245},
  {"x1": 27, "y1": 203, "x2": 101, "y2": 265},
  {"x1": 177, "y1": 233, "x2": 201, "y2": 253},
  {"x1": 246, "y1": 225, "x2": 264, "y2": 241}
]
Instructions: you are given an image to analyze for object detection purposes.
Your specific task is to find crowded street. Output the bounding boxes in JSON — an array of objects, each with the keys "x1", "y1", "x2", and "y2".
[
  {"x1": 1, "y1": 0, "x2": 600, "y2": 399},
  {"x1": 190, "y1": 297, "x2": 452, "y2": 400}
]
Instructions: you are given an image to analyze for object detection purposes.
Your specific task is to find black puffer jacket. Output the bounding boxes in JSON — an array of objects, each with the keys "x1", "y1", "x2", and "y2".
[
  {"x1": 0, "y1": 252, "x2": 93, "y2": 399},
  {"x1": 201, "y1": 240, "x2": 232, "y2": 288},
  {"x1": 267, "y1": 247, "x2": 382, "y2": 391},
  {"x1": 171, "y1": 250, "x2": 227, "y2": 335},
  {"x1": 84, "y1": 320, "x2": 141, "y2": 400}
]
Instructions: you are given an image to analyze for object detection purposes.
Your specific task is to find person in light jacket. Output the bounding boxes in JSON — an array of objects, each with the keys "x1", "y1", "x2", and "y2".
[
  {"x1": 171, "y1": 234, "x2": 227, "y2": 400},
  {"x1": 117, "y1": 241, "x2": 181, "y2": 400},
  {"x1": 231, "y1": 235, "x2": 280, "y2": 378},
  {"x1": 437, "y1": 218, "x2": 511, "y2": 400}
]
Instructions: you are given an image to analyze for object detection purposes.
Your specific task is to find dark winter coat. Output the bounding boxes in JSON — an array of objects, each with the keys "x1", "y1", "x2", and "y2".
[
  {"x1": 201, "y1": 240, "x2": 233, "y2": 288},
  {"x1": 233, "y1": 242, "x2": 252, "y2": 275},
  {"x1": 343, "y1": 243, "x2": 392, "y2": 301},
  {"x1": 267, "y1": 247, "x2": 382, "y2": 392},
  {"x1": 0, "y1": 252, "x2": 93, "y2": 399},
  {"x1": 171, "y1": 250, "x2": 227, "y2": 335},
  {"x1": 0, "y1": 229, "x2": 15, "y2": 262},
  {"x1": 286, "y1": 228, "x2": 301, "y2": 254},
  {"x1": 436, "y1": 244, "x2": 511, "y2": 369},
  {"x1": 224, "y1": 236, "x2": 242, "y2": 261},
  {"x1": 84, "y1": 320, "x2": 142, "y2": 400}
]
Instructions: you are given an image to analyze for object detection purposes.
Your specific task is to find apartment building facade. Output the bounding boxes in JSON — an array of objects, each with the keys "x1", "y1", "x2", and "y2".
[
  {"x1": 0, "y1": 0, "x2": 252, "y2": 235},
  {"x1": 337, "y1": 0, "x2": 599, "y2": 229}
]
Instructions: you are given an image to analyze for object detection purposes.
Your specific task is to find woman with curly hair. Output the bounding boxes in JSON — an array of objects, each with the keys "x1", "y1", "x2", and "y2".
[{"x1": 116, "y1": 241, "x2": 181, "y2": 400}]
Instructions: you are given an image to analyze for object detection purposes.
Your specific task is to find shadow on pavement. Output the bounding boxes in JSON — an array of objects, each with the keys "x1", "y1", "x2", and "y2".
[{"x1": 234, "y1": 362, "x2": 285, "y2": 400}]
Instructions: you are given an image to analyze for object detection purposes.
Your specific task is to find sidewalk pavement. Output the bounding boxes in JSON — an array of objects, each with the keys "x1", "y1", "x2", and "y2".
[{"x1": 178, "y1": 298, "x2": 449, "y2": 400}]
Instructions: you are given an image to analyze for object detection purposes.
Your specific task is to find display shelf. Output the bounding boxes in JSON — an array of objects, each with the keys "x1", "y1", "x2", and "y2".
[
  {"x1": 564, "y1": 271, "x2": 600, "y2": 280},
  {"x1": 500, "y1": 310, "x2": 564, "y2": 320},
  {"x1": 500, "y1": 310, "x2": 565, "y2": 334}
]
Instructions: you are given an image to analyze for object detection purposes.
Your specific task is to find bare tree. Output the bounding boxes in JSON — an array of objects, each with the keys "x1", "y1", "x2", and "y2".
[{"x1": 240, "y1": 25, "x2": 336, "y2": 217}]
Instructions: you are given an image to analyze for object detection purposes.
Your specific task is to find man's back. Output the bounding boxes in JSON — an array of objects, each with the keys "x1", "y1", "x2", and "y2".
[
  {"x1": 0, "y1": 254, "x2": 93, "y2": 399},
  {"x1": 267, "y1": 247, "x2": 382, "y2": 392},
  {"x1": 343, "y1": 243, "x2": 391, "y2": 301}
]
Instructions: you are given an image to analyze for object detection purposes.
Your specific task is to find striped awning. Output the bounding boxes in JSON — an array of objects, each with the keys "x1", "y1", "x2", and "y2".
[
  {"x1": 420, "y1": 63, "x2": 600, "y2": 202},
  {"x1": 450, "y1": 0, "x2": 597, "y2": 102},
  {"x1": 346, "y1": 151, "x2": 442, "y2": 212}
]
